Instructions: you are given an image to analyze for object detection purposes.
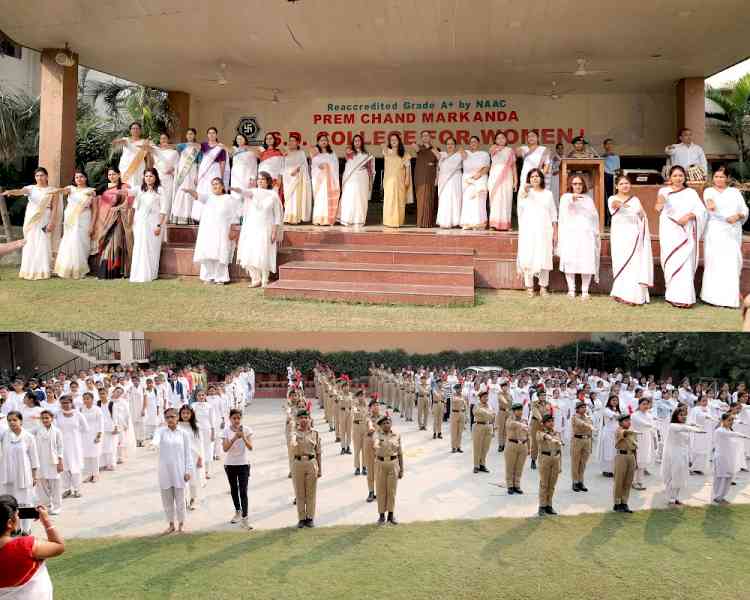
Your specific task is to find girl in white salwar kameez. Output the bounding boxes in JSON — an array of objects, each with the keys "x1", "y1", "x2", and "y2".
[
  {"x1": 170, "y1": 128, "x2": 201, "y2": 224},
  {"x1": 488, "y1": 132, "x2": 517, "y2": 231},
  {"x1": 608, "y1": 176, "x2": 653, "y2": 305},
  {"x1": 310, "y1": 135, "x2": 341, "y2": 226},
  {"x1": 112, "y1": 122, "x2": 149, "y2": 189},
  {"x1": 193, "y1": 127, "x2": 230, "y2": 223},
  {"x1": 152, "y1": 408, "x2": 193, "y2": 533},
  {"x1": 516, "y1": 131, "x2": 549, "y2": 191},
  {"x1": 701, "y1": 167, "x2": 748, "y2": 308},
  {"x1": 596, "y1": 397, "x2": 620, "y2": 476},
  {"x1": 111, "y1": 387, "x2": 135, "y2": 464},
  {"x1": 713, "y1": 413, "x2": 750, "y2": 504},
  {"x1": 656, "y1": 166, "x2": 708, "y2": 308},
  {"x1": 53, "y1": 171, "x2": 97, "y2": 279},
  {"x1": 0, "y1": 413, "x2": 38, "y2": 534},
  {"x1": 1, "y1": 168, "x2": 61, "y2": 281},
  {"x1": 517, "y1": 168, "x2": 558, "y2": 297},
  {"x1": 436, "y1": 137, "x2": 463, "y2": 228},
  {"x1": 187, "y1": 179, "x2": 241, "y2": 284},
  {"x1": 33, "y1": 411, "x2": 63, "y2": 515},
  {"x1": 149, "y1": 133, "x2": 180, "y2": 223},
  {"x1": 687, "y1": 396, "x2": 715, "y2": 475},
  {"x1": 192, "y1": 391, "x2": 216, "y2": 479},
  {"x1": 630, "y1": 398, "x2": 656, "y2": 490},
  {"x1": 80, "y1": 393, "x2": 103, "y2": 483},
  {"x1": 178, "y1": 405, "x2": 204, "y2": 511},
  {"x1": 96, "y1": 389, "x2": 116, "y2": 471},
  {"x1": 558, "y1": 176, "x2": 601, "y2": 299},
  {"x1": 338, "y1": 135, "x2": 374, "y2": 227},
  {"x1": 56, "y1": 396, "x2": 88, "y2": 499},
  {"x1": 661, "y1": 407, "x2": 706, "y2": 505},
  {"x1": 129, "y1": 169, "x2": 168, "y2": 283},
  {"x1": 459, "y1": 137, "x2": 490, "y2": 230},
  {"x1": 237, "y1": 172, "x2": 283, "y2": 288},
  {"x1": 282, "y1": 135, "x2": 312, "y2": 224}
]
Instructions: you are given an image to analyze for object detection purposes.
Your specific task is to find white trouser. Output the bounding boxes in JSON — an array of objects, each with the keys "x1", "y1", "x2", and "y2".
[
  {"x1": 100, "y1": 452, "x2": 115, "y2": 470},
  {"x1": 523, "y1": 269, "x2": 549, "y2": 289},
  {"x1": 246, "y1": 266, "x2": 269, "y2": 286},
  {"x1": 36, "y1": 479, "x2": 62, "y2": 512},
  {"x1": 565, "y1": 273, "x2": 592, "y2": 294},
  {"x1": 634, "y1": 466, "x2": 646, "y2": 485},
  {"x1": 185, "y1": 463, "x2": 204, "y2": 503},
  {"x1": 63, "y1": 471, "x2": 82, "y2": 492},
  {"x1": 83, "y1": 456, "x2": 100, "y2": 479},
  {"x1": 201, "y1": 430, "x2": 213, "y2": 476},
  {"x1": 134, "y1": 420, "x2": 145, "y2": 443},
  {"x1": 713, "y1": 476, "x2": 732, "y2": 501},
  {"x1": 200, "y1": 259, "x2": 230, "y2": 283},
  {"x1": 665, "y1": 483, "x2": 681, "y2": 502},
  {"x1": 161, "y1": 487, "x2": 187, "y2": 524}
]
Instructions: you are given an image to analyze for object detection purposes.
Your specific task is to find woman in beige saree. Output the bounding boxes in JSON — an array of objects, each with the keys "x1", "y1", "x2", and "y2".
[{"x1": 382, "y1": 133, "x2": 412, "y2": 228}]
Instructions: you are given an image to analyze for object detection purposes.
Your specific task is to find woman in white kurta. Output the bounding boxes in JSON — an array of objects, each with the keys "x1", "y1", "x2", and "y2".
[
  {"x1": 661, "y1": 407, "x2": 705, "y2": 504},
  {"x1": 237, "y1": 172, "x2": 283, "y2": 288},
  {"x1": 310, "y1": 135, "x2": 341, "y2": 226},
  {"x1": 687, "y1": 396, "x2": 715, "y2": 474},
  {"x1": 516, "y1": 131, "x2": 549, "y2": 191},
  {"x1": 712, "y1": 413, "x2": 750, "y2": 503},
  {"x1": 80, "y1": 393, "x2": 103, "y2": 483},
  {"x1": 192, "y1": 391, "x2": 216, "y2": 479},
  {"x1": 150, "y1": 133, "x2": 180, "y2": 224},
  {"x1": 282, "y1": 135, "x2": 312, "y2": 224},
  {"x1": 516, "y1": 168, "x2": 558, "y2": 296},
  {"x1": 193, "y1": 127, "x2": 230, "y2": 222},
  {"x1": 170, "y1": 128, "x2": 201, "y2": 223},
  {"x1": 97, "y1": 389, "x2": 116, "y2": 471},
  {"x1": 34, "y1": 411, "x2": 64, "y2": 515},
  {"x1": 229, "y1": 133, "x2": 259, "y2": 203},
  {"x1": 459, "y1": 137, "x2": 490, "y2": 230},
  {"x1": 608, "y1": 175, "x2": 653, "y2": 305},
  {"x1": 630, "y1": 399, "x2": 656, "y2": 489},
  {"x1": 111, "y1": 387, "x2": 135, "y2": 463},
  {"x1": 187, "y1": 178, "x2": 241, "y2": 284},
  {"x1": 0, "y1": 412, "x2": 39, "y2": 533},
  {"x1": 129, "y1": 169, "x2": 169, "y2": 283},
  {"x1": 656, "y1": 166, "x2": 708, "y2": 307},
  {"x1": 339, "y1": 135, "x2": 374, "y2": 227},
  {"x1": 701, "y1": 166, "x2": 748, "y2": 308},
  {"x1": 436, "y1": 137, "x2": 463, "y2": 228},
  {"x1": 488, "y1": 132, "x2": 517, "y2": 230},
  {"x1": 56, "y1": 396, "x2": 88, "y2": 498},
  {"x1": 54, "y1": 171, "x2": 97, "y2": 279},
  {"x1": 178, "y1": 405, "x2": 204, "y2": 511},
  {"x1": 152, "y1": 408, "x2": 193, "y2": 533},
  {"x1": 20, "y1": 393, "x2": 42, "y2": 434},
  {"x1": 596, "y1": 397, "x2": 620, "y2": 476},
  {"x1": 112, "y1": 122, "x2": 149, "y2": 189},
  {"x1": 558, "y1": 176, "x2": 600, "y2": 298},
  {"x1": 1, "y1": 168, "x2": 61, "y2": 280}
]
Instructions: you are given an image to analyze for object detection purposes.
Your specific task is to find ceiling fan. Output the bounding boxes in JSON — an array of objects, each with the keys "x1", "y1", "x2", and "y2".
[
  {"x1": 197, "y1": 63, "x2": 230, "y2": 86},
  {"x1": 547, "y1": 58, "x2": 607, "y2": 78},
  {"x1": 532, "y1": 81, "x2": 575, "y2": 100},
  {"x1": 246, "y1": 88, "x2": 297, "y2": 104}
]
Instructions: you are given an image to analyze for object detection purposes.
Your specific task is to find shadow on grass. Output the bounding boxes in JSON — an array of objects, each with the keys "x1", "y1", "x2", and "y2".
[
  {"x1": 482, "y1": 515, "x2": 542, "y2": 556},
  {"x1": 576, "y1": 511, "x2": 628, "y2": 554},
  {"x1": 643, "y1": 507, "x2": 687, "y2": 551},
  {"x1": 701, "y1": 504, "x2": 737, "y2": 540}
]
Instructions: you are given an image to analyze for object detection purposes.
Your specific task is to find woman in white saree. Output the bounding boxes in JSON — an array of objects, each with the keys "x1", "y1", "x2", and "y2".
[
  {"x1": 54, "y1": 170, "x2": 97, "y2": 279},
  {"x1": 282, "y1": 134, "x2": 312, "y2": 224},
  {"x1": 436, "y1": 137, "x2": 463, "y2": 228},
  {"x1": 149, "y1": 133, "x2": 180, "y2": 222},
  {"x1": 608, "y1": 175, "x2": 653, "y2": 305},
  {"x1": 459, "y1": 136, "x2": 490, "y2": 230},
  {"x1": 516, "y1": 130, "x2": 549, "y2": 191},
  {"x1": 557, "y1": 175, "x2": 600, "y2": 299},
  {"x1": 701, "y1": 166, "x2": 748, "y2": 308},
  {"x1": 171, "y1": 128, "x2": 201, "y2": 224},
  {"x1": 129, "y1": 169, "x2": 169, "y2": 283},
  {"x1": 656, "y1": 165, "x2": 708, "y2": 308},
  {"x1": 339, "y1": 134, "x2": 374, "y2": 227},
  {"x1": 112, "y1": 122, "x2": 149, "y2": 189},
  {"x1": 193, "y1": 127, "x2": 230, "y2": 223},
  {"x1": 229, "y1": 133, "x2": 258, "y2": 201},
  {"x1": 310, "y1": 134, "x2": 341, "y2": 226},
  {"x1": 488, "y1": 132, "x2": 517, "y2": 230}
]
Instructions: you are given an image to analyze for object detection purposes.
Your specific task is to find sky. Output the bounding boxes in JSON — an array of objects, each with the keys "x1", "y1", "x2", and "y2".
[{"x1": 706, "y1": 57, "x2": 750, "y2": 87}]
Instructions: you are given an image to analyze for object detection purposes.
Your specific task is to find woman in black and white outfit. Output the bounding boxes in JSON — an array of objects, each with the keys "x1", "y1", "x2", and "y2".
[{"x1": 222, "y1": 409, "x2": 253, "y2": 529}]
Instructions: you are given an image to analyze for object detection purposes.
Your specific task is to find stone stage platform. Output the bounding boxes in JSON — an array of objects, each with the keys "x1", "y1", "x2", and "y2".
[{"x1": 161, "y1": 224, "x2": 750, "y2": 306}]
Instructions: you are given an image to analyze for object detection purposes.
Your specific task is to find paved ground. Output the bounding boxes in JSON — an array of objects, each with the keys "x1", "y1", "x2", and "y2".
[{"x1": 47, "y1": 396, "x2": 750, "y2": 538}]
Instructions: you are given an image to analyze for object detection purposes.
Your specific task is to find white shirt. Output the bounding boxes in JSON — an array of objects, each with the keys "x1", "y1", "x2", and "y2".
[
  {"x1": 666, "y1": 142, "x2": 707, "y2": 172},
  {"x1": 222, "y1": 425, "x2": 253, "y2": 466}
]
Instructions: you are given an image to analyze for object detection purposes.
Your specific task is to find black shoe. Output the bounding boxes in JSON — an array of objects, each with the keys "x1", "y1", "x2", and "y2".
[
  {"x1": 329, "y1": 427, "x2": 334, "y2": 432},
  {"x1": 305, "y1": 519, "x2": 314, "y2": 528},
  {"x1": 335, "y1": 438, "x2": 341, "y2": 443},
  {"x1": 572, "y1": 483, "x2": 581, "y2": 492},
  {"x1": 354, "y1": 468, "x2": 361, "y2": 476},
  {"x1": 346, "y1": 448, "x2": 352, "y2": 455},
  {"x1": 508, "y1": 487, "x2": 516, "y2": 495},
  {"x1": 530, "y1": 459, "x2": 537, "y2": 470},
  {"x1": 362, "y1": 467, "x2": 367, "y2": 476},
  {"x1": 457, "y1": 448, "x2": 464, "y2": 453},
  {"x1": 366, "y1": 491, "x2": 375, "y2": 503},
  {"x1": 394, "y1": 408, "x2": 400, "y2": 413},
  {"x1": 545, "y1": 506, "x2": 557, "y2": 515},
  {"x1": 498, "y1": 446, "x2": 504, "y2": 453},
  {"x1": 433, "y1": 433, "x2": 437, "y2": 439},
  {"x1": 514, "y1": 488, "x2": 524, "y2": 495},
  {"x1": 613, "y1": 504, "x2": 623, "y2": 512},
  {"x1": 479, "y1": 465, "x2": 490, "y2": 473},
  {"x1": 378, "y1": 513, "x2": 386, "y2": 525},
  {"x1": 297, "y1": 520, "x2": 306, "y2": 528},
  {"x1": 451, "y1": 448, "x2": 457, "y2": 453},
  {"x1": 621, "y1": 504, "x2": 633, "y2": 513},
  {"x1": 387, "y1": 512, "x2": 398, "y2": 525},
  {"x1": 603, "y1": 472, "x2": 614, "y2": 478},
  {"x1": 437, "y1": 433, "x2": 442, "y2": 439},
  {"x1": 340, "y1": 448, "x2": 345, "y2": 455},
  {"x1": 288, "y1": 472, "x2": 292, "y2": 479},
  {"x1": 580, "y1": 483, "x2": 589, "y2": 492},
  {"x1": 473, "y1": 467, "x2": 480, "y2": 474},
  {"x1": 538, "y1": 507, "x2": 547, "y2": 517}
]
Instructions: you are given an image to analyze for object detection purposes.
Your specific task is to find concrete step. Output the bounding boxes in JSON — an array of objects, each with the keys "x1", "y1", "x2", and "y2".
[
  {"x1": 278, "y1": 261, "x2": 475, "y2": 287},
  {"x1": 264, "y1": 279, "x2": 474, "y2": 306},
  {"x1": 278, "y1": 244, "x2": 474, "y2": 266}
]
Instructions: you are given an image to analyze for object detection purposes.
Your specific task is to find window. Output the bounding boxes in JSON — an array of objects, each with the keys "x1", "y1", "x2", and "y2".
[{"x1": 0, "y1": 31, "x2": 22, "y2": 59}]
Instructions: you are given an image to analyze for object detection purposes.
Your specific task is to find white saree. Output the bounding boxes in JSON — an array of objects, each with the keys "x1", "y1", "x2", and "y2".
[
  {"x1": 608, "y1": 195, "x2": 653, "y2": 305},
  {"x1": 459, "y1": 150, "x2": 490, "y2": 229},
  {"x1": 311, "y1": 151, "x2": 341, "y2": 226},
  {"x1": 557, "y1": 193, "x2": 600, "y2": 278},
  {"x1": 19, "y1": 186, "x2": 55, "y2": 280},
  {"x1": 282, "y1": 150, "x2": 312, "y2": 224},
  {"x1": 519, "y1": 145, "x2": 548, "y2": 188},
  {"x1": 339, "y1": 152, "x2": 373, "y2": 226},
  {"x1": 436, "y1": 151, "x2": 463, "y2": 228},
  {"x1": 152, "y1": 147, "x2": 180, "y2": 219},
  {"x1": 488, "y1": 147, "x2": 515, "y2": 230},
  {"x1": 118, "y1": 139, "x2": 149, "y2": 189},
  {"x1": 171, "y1": 143, "x2": 200, "y2": 221},
  {"x1": 194, "y1": 145, "x2": 230, "y2": 222},
  {"x1": 231, "y1": 148, "x2": 258, "y2": 196},
  {"x1": 53, "y1": 186, "x2": 95, "y2": 279},
  {"x1": 129, "y1": 189, "x2": 168, "y2": 283}
]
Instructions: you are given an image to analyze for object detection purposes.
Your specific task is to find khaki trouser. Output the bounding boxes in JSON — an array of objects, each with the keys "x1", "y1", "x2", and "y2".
[
  {"x1": 504, "y1": 439, "x2": 527, "y2": 487},
  {"x1": 529, "y1": 419, "x2": 541, "y2": 460},
  {"x1": 614, "y1": 452, "x2": 636, "y2": 504},
  {"x1": 333, "y1": 402, "x2": 340, "y2": 437},
  {"x1": 495, "y1": 410, "x2": 508, "y2": 447},
  {"x1": 432, "y1": 403, "x2": 444, "y2": 434},
  {"x1": 450, "y1": 411, "x2": 465, "y2": 449},
  {"x1": 472, "y1": 423, "x2": 493, "y2": 467},
  {"x1": 323, "y1": 392, "x2": 331, "y2": 424},
  {"x1": 339, "y1": 410, "x2": 351, "y2": 447},
  {"x1": 364, "y1": 436, "x2": 377, "y2": 492},
  {"x1": 404, "y1": 392, "x2": 415, "y2": 421},
  {"x1": 417, "y1": 396, "x2": 429, "y2": 428},
  {"x1": 376, "y1": 458, "x2": 399, "y2": 513},
  {"x1": 538, "y1": 453, "x2": 561, "y2": 506},
  {"x1": 292, "y1": 457, "x2": 318, "y2": 520},
  {"x1": 352, "y1": 422, "x2": 367, "y2": 468},
  {"x1": 570, "y1": 436, "x2": 592, "y2": 483}
]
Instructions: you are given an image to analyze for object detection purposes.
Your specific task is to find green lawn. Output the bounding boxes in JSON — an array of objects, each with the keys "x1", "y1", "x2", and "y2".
[
  {"x1": 0, "y1": 266, "x2": 740, "y2": 331},
  {"x1": 49, "y1": 505, "x2": 749, "y2": 600}
]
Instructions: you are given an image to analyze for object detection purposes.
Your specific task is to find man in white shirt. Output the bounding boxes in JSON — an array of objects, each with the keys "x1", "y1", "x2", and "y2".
[{"x1": 665, "y1": 128, "x2": 707, "y2": 173}]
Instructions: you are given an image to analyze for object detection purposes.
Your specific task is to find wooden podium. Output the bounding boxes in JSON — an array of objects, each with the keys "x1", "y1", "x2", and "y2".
[{"x1": 560, "y1": 158, "x2": 606, "y2": 230}]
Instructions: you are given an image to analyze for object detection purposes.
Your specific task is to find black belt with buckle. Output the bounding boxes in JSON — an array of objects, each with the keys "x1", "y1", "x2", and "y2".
[
  {"x1": 574, "y1": 434, "x2": 591, "y2": 439},
  {"x1": 475, "y1": 421, "x2": 490, "y2": 425},
  {"x1": 508, "y1": 439, "x2": 523, "y2": 444},
  {"x1": 541, "y1": 451, "x2": 560, "y2": 457},
  {"x1": 377, "y1": 455, "x2": 399, "y2": 461},
  {"x1": 294, "y1": 454, "x2": 315, "y2": 460},
  {"x1": 353, "y1": 420, "x2": 362, "y2": 424},
  {"x1": 452, "y1": 409, "x2": 464, "y2": 413},
  {"x1": 618, "y1": 450, "x2": 634, "y2": 455}
]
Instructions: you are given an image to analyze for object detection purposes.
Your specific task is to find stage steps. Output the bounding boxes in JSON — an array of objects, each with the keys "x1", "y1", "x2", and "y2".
[
  {"x1": 278, "y1": 244, "x2": 475, "y2": 266},
  {"x1": 278, "y1": 261, "x2": 475, "y2": 287}
]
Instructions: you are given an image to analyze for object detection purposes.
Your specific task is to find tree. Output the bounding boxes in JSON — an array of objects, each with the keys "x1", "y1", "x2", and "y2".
[
  {"x1": 0, "y1": 89, "x2": 39, "y2": 165},
  {"x1": 706, "y1": 73, "x2": 750, "y2": 179}
]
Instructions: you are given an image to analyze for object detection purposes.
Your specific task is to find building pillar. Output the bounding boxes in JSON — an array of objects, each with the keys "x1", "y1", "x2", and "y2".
[
  {"x1": 38, "y1": 49, "x2": 78, "y2": 186},
  {"x1": 119, "y1": 331, "x2": 134, "y2": 364},
  {"x1": 167, "y1": 91, "x2": 191, "y2": 138},
  {"x1": 675, "y1": 78, "x2": 705, "y2": 146}
]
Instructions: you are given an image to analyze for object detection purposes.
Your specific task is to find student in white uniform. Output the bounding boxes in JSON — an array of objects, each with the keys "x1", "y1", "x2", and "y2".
[
  {"x1": 152, "y1": 408, "x2": 194, "y2": 534},
  {"x1": 660, "y1": 406, "x2": 706, "y2": 505},
  {"x1": 687, "y1": 396, "x2": 715, "y2": 475},
  {"x1": 178, "y1": 405, "x2": 204, "y2": 511},
  {"x1": 0, "y1": 412, "x2": 39, "y2": 534},
  {"x1": 142, "y1": 379, "x2": 162, "y2": 443},
  {"x1": 207, "y1": 385, "x2": 228, "y2": 460},
  {"x1": 80, "y1": 392, "x2": 103, "y2": 483},
  {"x1": 129, "y1": 168, "x2": 169, "y2": 283},
  {"x1": 20, "y1": 392, "x2": 43, "y2": 434},
  {"x1": 34, "y1": 410, "x2": 64, "y2": 515},
  {"x1": 192, "y1": 390, "x2": 216, "y2": 479},
  {"x1": 56, "y1": 395, "x2": 89, "y2": 499},
  {"x1": 712, "y1": 412, "x2": 750, "y2": 504},
  {"x1": 596, "y1": 396, "x2": 620, "y2": 477},
  {"x1": 111, "y1": 387, "x2": 135, "y2": 464},
  {"x1": 97, "y1": 388, "x2": 117, "y2": 471}
]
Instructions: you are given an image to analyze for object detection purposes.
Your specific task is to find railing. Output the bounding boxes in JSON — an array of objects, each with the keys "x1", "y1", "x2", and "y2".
[
  {"x1": 42, "y1": 332, "x2": 119, "y2": 361},
  {"x1": 132, "y1": 337, "x2": 150, "y2": 362},
  {"x1": 36, "y1": 356, "x2": 96, "y2": 381}
]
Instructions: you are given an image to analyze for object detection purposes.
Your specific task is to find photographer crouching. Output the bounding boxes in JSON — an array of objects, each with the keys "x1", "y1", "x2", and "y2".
[{"x1": 0, "y1": 495, "x2": 65, "y2": 599}]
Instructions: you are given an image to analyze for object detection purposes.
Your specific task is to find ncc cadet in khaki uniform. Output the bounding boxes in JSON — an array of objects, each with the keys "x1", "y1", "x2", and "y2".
[
  {"x1": 402, "y1": 370, "x2": 414, "y2": 421},
  {"x1": 323, "y1": 376, "x2": 334, "y2": 431},
  {"x1": 472, "y1": 391, "x2": 495, "y2": 473},
  {"x1": 364, "y1": 398, "x2": 382, "y2": 502},
  {"x1": 313, "y1": 367, "x2": 321, "y2": 408},
  {"x1": 505, "y1": 403, "x2": 530, "y2": 494},
  {"x1": 570, "y1": 401, "x2": 594, "y2": 492},
  {"x1": 450, "y1": 385, "x2": 467, "y2": 453},
  {"x1": 351, "y1": 390, "x2": 368, "y2": 475},
  {"x1": 613, "y1": 413, "x2": 639, "y2": 513},
  {"x1": 431, "y1": 382, "x2": 445, "y2": 439},
  {"x1": 368, "y1": 365, "x2": 375, "y2": 397},
  {"x1": 290, "y1": 409, "x2": 322, "y2": 528},
  {"x1": 383, "y1": 369, "x2": 395, "y2": 410},
  {"x1": 339, "y1": 380, "x2": 353, "y2": 454},
  {"x1": 393, "y1": 370, "x2": 404, "y2": 414},
  {"x1": 333, "y1": 380, "x2": 343, "y2": 442},
  {"x1": 495, "y1": 382, "x2": 511, "y2": 452},
  {"x1": 537, "y1": 414, "x2": 563, "y2": 516},
  {"x1": 528, "y1": 389, "x2": 546, "y2": 470},
  {"x1": 373, "y1": 415, "x2": 403, "y2": 525},
  {"x1": 416, "y1": 374, "x2": 431, "y2": 430}
]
